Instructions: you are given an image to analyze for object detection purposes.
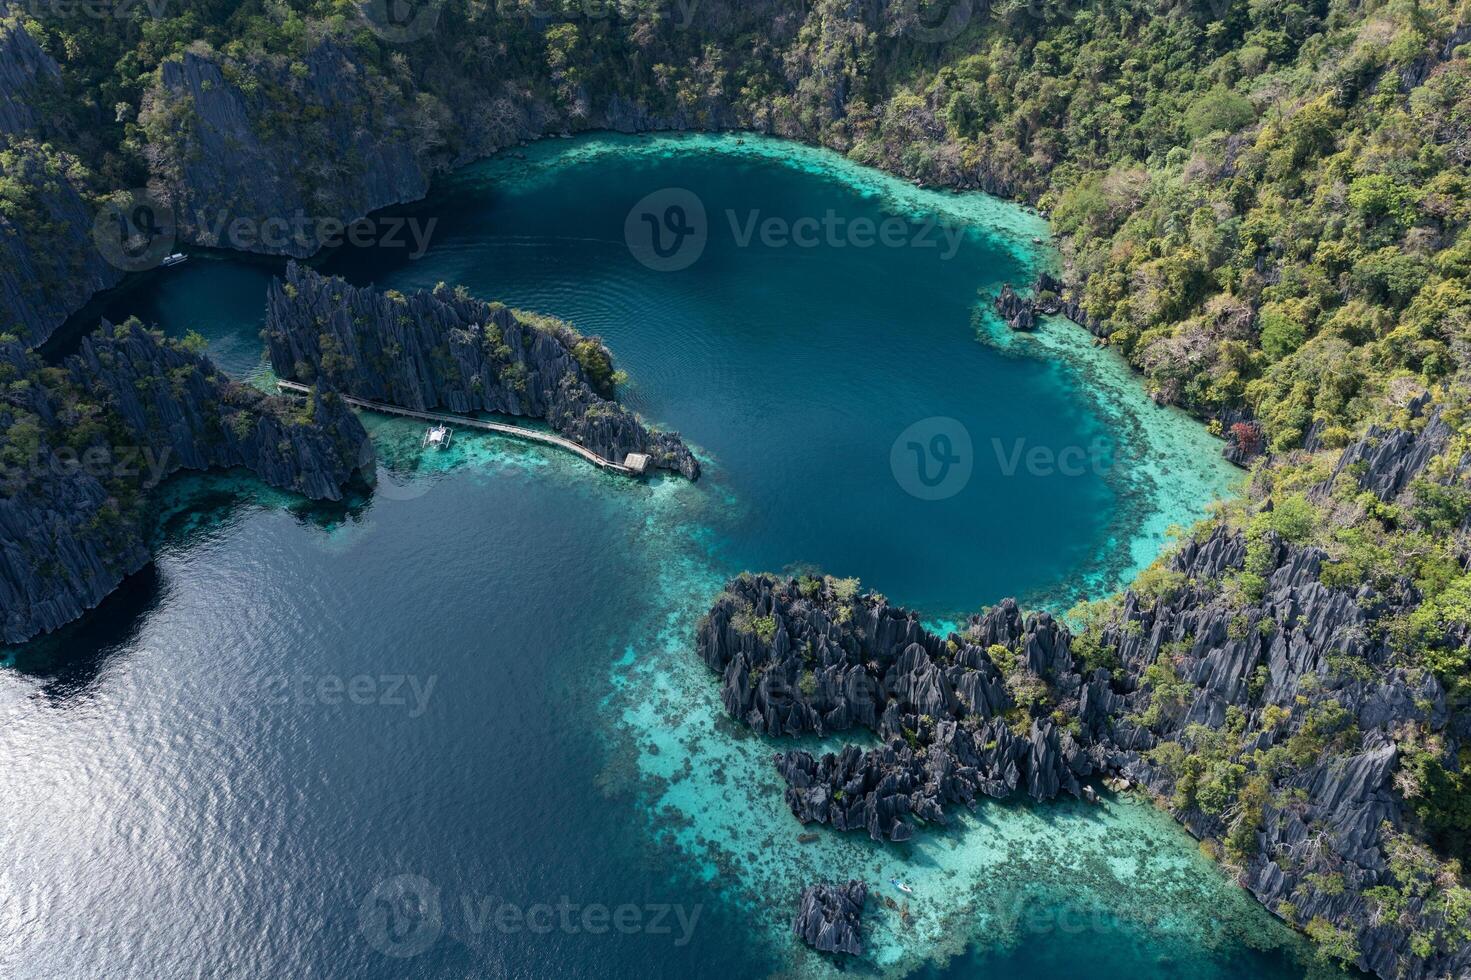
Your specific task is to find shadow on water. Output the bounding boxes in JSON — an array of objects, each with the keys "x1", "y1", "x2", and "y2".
[
  {"x1": 2, "y1": 468, "x2": 373, "y2": 693},
  {"x1": 1, "y1": 566, "x2": 163, "y2": 696},
  {"x1": 147, "y1": 467, "x2": 374, "y2": 542}
]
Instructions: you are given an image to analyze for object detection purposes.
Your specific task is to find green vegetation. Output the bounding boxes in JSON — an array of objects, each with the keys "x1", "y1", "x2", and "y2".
[
  {"x1": 7, "y1": 0, "x2": 1471, "y2": 969},
  {"x1": 731, "y1": 607, "x2": 778, "y2": 644},
  {"x1": 9, "y1": 0, "x2": 1471, "y2": 448}
]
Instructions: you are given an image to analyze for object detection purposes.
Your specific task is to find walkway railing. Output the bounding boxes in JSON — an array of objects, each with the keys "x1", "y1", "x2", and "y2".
[{"x1": 275, "y1": 380, "x2": 638, "y2": 475}]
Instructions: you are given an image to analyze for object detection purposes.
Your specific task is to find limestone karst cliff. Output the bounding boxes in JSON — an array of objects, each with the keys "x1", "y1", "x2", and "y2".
[
  {"x1": 0, "y1": 323, "x2": 373, "y2": 644},
  {"x1": 265, "y1": 263, "x2": 699, "y2": 479}
]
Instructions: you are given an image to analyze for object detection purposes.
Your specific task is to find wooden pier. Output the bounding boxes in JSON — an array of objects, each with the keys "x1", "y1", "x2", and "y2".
[{"x1": 275, "y1": 380, "x2": 642, "y2": 476}]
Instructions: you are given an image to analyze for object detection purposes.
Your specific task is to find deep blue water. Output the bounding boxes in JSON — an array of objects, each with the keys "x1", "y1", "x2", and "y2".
[{"x1": 3, "y1": 135, "x2": 1317, "y2": 979}]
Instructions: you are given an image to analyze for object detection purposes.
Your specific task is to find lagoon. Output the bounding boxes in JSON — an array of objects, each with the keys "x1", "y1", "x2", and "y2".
[{"x1": 2, "y1": 134, "x2": 1323, "y2": 979}]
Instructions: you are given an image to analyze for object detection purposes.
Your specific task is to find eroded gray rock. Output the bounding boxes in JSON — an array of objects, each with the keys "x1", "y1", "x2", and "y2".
[
  {"x1": 792, "y1": 880, "x2": 867, "y2": 956},
  {"x1": 265, "y1": 264, "x2": 699, "y2": 479}
]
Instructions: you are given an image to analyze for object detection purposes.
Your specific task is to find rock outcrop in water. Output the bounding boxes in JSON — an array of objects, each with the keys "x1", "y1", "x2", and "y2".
[
  {"x1": 700, "y1": 412, "x2": 1471, "y2": 977},
  {"x1": 698, "y1": 575, "x2": 1092, "y2": 839},
  {"x1": 792, "y1": 880, "x2": 867, "y2": 956},
  {"x1": 0, "y1": 322, "x2": 373, "y2": 644},
  {"x1": 265, "y1": 263, "x2": 699, "y2": 479},
  {"x1": 992, "y1": 273, "x2": 1106, "y2": 337},
  {"x1": 993, "y1": 284, "x2": 1036, "y2": 331}
]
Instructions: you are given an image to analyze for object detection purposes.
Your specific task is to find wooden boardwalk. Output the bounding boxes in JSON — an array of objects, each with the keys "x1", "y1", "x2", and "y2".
[{"x1": 275, "y1": 380, "x2": 640, "y2": 475}]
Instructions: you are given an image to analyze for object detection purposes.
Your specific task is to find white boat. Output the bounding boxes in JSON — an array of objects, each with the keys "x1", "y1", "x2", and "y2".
[
  {"x1": 160, "y1": 253, "x2": 188, "y2": 268},
  {"x1": 422, "y1": 424, "x2": 453, "y2": 449},
  {"x1": 890, "y1": 878, "x2": 913, "y2": 894}
]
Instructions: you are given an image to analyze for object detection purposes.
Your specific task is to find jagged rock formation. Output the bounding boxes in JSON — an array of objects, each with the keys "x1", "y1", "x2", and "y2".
[
  {"x1": 993, "y1": 273, "x2": 1105, "y2": 337},
  {"x1": 71, "y1": 321, "x2": 375, "y2": 499},
  {"x1": 777, "y1": 715, "x2": 1090, "y2": 842},
  {"x1": 792, "y1": 880, "x2": 866, "y2": 956},
  {"x1": 0, "y1": 14, "x2": 56, "y2": 135},
  {"x1": 1315, "y1": 404, "x2": 1458, "y2": 505},
  {"x1": 699, "y1": 415, "x2": 1471, "y2": 976},
  {"x1": 265, "y1": 263, "x2": 699, "y2": 479},
  {"x1": 146, "y1": 48, "x2": 434, "y2": 255},
  {"x1": 1031, "y1": 271, "x2": 1106, "y2": 336},
  {"x1": 1097, "y1": 520, "x2": 1466, "y2": 980},
  {"x1": 0, "y1": 18, "x2": 122, "y2": 343},
  {"x1": 0, "y1": 323, "x2": 373, "y2": 644},
  {"x1": 698, "y1": 575, "x2": 1093, "y2": 839},
  {"x1": 137, "y1": 33, "x2": 739, "y2": 260},
  {"x1": 993, "y1": 284, "x2": 1035, "y2": 331}
]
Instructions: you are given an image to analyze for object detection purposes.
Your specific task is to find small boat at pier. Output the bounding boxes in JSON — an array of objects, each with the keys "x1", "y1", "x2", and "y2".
[{"x1": 422, "y1": 423, "x2": 453, "y2": 449}]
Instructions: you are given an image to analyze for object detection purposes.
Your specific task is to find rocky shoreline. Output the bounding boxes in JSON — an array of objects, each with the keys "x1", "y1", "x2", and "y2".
[
  {"x1": 0, "y1": 322, "x2": 373, "y2": 645},
  {"x1": 265, "y1": 264, "x2": 699, "y2": 479},
  {"x1": 2, "y1": 7, "x2": 1052, "y2": 348},
  {"x1": 5, "y1": 7, "x2": 1469, "y2": 974},
  {"x1": 705, "y1": 406, "x2": 1471, "y2": 975}
]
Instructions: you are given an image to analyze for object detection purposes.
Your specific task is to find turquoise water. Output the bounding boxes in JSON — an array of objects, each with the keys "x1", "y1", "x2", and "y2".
[{"x1": 0, "y1": 135, "x2": 1318, "y2": 979}]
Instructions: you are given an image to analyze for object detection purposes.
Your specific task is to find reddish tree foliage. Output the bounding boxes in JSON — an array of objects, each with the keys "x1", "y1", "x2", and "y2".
[{"x1": 1230, "y1": 421, "x2": 1263, "y2": 456}]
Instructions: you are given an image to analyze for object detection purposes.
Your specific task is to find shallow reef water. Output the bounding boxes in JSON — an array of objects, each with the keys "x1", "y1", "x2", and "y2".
[{"x1": 1, "y1": 134, "x2": 1327, "y2": 979}]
